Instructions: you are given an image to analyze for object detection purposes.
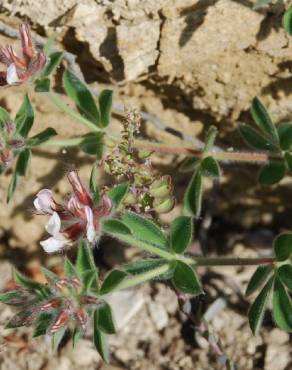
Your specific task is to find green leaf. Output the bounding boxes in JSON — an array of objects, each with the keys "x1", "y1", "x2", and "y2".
[
  {"x1": 277, "y1": 122, "x2": 292, "y2": 150},
  {"x1": 13, "y1": 270, "x2": 44, "y2": 291},
  {"x1": 15, "y1": 148, "x2": 31, "y2": 176},
  {"x1": 34, "y1": 78, "x2": 50, "y2": 92},
  {"x1": 89, "y1": 164, "x2": 100, "y2": 204},
  {"x1": 203, "y1": 126, "x2": 218, "y2": 155},
  {"x1": 102, "y1": 219, "x2": 131, "y2": 236},
  {"x1": 170, "y1": 216, "x2": 193, "y2": 253},
  {"x1": 200, "y1": 156, "x2": 220, "y2": 177},
  {"x1": 258, "y1": 160, "x2": 286, "y2": 185},
  {"x1": 108, "y1": 183, "x2": 129, "y2": 209},
  {"x1": 64, "y1": 257, "x2": 77, "y2": 276},
  {"x1": 94, "y1": 303, "x2": 116, "y2": 334},
  {"x1": 76, "y1": 240, "x2": 97, "y2": 273},
  {"x1": 123, "y1": 258, "x2": 165, "y2": 275},
  {"x1": 273, "y1": 233, "x2": 292, "y2": 261},
  {"x1": 72, "y1": 326, "x2": 82, "y2": 348},
  {"x1": 251, "y1": 97, "x2": 278, "y2": 142},
  {"x1": 122, "y1": 211, "x2": 168, "y2": 249},
  {"x1": 15, "y1": 95, "x2": 34, "y2": 137},
  {"x1": 272, "y1": 276, "x2": 292, "y2": 332},
  {"x1": 283, "y1": 6, "x2": 292, "y2": 36},
  {"x1": 42, "y1": 51, "x2": 63, "y2": 77},
  {"x1": 80, "y1": 133, "x2": 104, "y2": 158},
  {"x1": 278, "y1": 264, "x2": 292, "y2": 292},
  {"x1": 26, "y1": 128, "x2": 57, "y2": 146},
  {"x1": 172, "y1": 261, "x2": 202, "y2": 295},
  {"x1": 183, "y1": 170, "x2": 203, "y2": 218},
  {"x1": 99, "y1": 90, "x2": 113, "y2": 128},
  {"x1": 245, "y1": 265, "x2": 273, "y2": 297},
  {"x1": 33, "y1": 313, "x2": 54, "y2": 337},
  {"x1": 93, "y1": 318, "x2": 109, "y2": 362},
  {"x1": 7, "y1": 172, "x2": 18, "y2": 203},
  {"x1": 239, "y1": 123, "x2": 277, "y2": 152},
  {"x1": 99, "y1": 270, "x2": 128, "y2": 295},
  {"x1": 248, "y1": 277, "x2": 273, "y2": 335},
  {"x1": 63, "y1": 70, "x2": 100, "y2": 127},
  {"x1": 81, "y1": 269, "x2": 97, "y2": 293},
  {"x1": 179, "y1": 157, "x2": 200, "y2": 173},
  {"x1": 6, "y1": 308, "x2": 34, "y2": 329},
  {"x1": 0, "y1": 106, "x2": 10, "y2": 122},
  {"x1": 0, "y1": 290, "x2": 20, "y2": 303},
  {"x1": 52, "y1": 327, "x2": 67, "y2": 351}
]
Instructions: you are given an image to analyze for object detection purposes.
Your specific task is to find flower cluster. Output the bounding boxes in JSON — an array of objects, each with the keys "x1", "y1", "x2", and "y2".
[
  {"x1": 0, "y1": 23, "x2": 46, "y2": 86},
  {"x1": 34, "y1": 170, "x2": 112, "y2": 253},
  {"x1": 103, "y1": 110, "x2": 175, "y2": 214}
]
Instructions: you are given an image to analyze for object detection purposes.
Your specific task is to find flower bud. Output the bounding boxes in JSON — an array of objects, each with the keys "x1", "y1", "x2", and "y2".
[
  {"x1": 153, "y1": 196, "x2": 175, "y2": 214},
  {"x1": 8, "y1": 138, "x2": 25, "y2": 149},
  {"x1": 149, "y1": 176, "x2": 173, "y2": 198}
]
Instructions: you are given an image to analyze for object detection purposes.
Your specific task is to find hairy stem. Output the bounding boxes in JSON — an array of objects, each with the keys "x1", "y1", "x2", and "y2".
[
  {"x1": 110, "y1": 263, "x2": 172, "y2": 291},
  {"x1": 46, "y1": 93, "x2": 102, "y2": 133}
]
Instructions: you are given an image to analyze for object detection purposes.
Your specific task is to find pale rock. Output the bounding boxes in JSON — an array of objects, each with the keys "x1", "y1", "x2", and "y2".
[{"x1": 148, "y1": 300, "x2": 169, "y2": 330}]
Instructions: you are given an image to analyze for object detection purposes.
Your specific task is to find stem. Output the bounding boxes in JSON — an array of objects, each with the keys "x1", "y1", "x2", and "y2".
[
  {"x1": 111, "y1": 263, "x2": 172, "y2": 291},
  {"x1": 133, "y1": 139, "x2": 273, "y2": 163},
  {"x1": 41, "y1": 137, "x2": 84, "y2": 147},
  {"x1": 46, "y1": 93, "x2": 102, "y2": 133},
  {"x1": 104, "y1": 231, "x2": 276, "y2": 267}
]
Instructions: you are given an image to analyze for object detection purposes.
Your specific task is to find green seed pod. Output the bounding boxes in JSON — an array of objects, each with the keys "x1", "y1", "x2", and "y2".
[
  {"x1": 153, "y1": 196, "x2": 175, "y2": 214},
  {"x1": 149, "y1": 176, "x2": 173, "y2": 198}
]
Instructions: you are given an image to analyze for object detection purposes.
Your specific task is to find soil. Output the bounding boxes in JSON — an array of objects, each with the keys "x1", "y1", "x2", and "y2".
[{"x1": 0, "y1": 1, "x2": 291, "y2": 369}]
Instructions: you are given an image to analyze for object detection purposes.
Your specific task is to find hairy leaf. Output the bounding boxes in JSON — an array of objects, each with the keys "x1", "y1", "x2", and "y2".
[
  {"x1": 173, "y1": 261, "x2": 202, "y2": 295},
  {"x1": 94, "y1": 303, "x2": 116, "y2": 334},
  {"x1": 272, "y1": 276, "x2": 292, "y2": 332},
  {"x1": 273, "y1": 233, "x2": 292, "y2": 261},
  {"x1": 250, "y1": 97, "x2": 278, "y2": 142},
  {"x1": 170, "y1": 216, "x2": 193, "y2": 254},
  {"x1": 99, "y1": 270, "x2": 128, "y2": 295},
  {"x1": 99, "y1": 90, "x2": 113, "y2": 128},
  {"x1": 246, "y1": 265, "x2": 273, "y2": 297},
  {"x1": 258, "y1": 160, "x2": 286, "y2": 185}
]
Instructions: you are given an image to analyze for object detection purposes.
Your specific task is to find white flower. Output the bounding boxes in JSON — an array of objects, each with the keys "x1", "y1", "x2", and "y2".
[
  {"x1": 40, "y1": 212, "x2": 68, "y2": 253},
  {"x1": 34, "y1": 189, "x2": 54, "y2": 214}
]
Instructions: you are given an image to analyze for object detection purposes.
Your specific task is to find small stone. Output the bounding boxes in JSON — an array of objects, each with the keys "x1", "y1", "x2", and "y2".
[
  {"x1": 69, "y1": 339, "x2": 100, "y2": 366},
  {"x1": 148, "y1": 301, "x2": 169, "y2": 331}
]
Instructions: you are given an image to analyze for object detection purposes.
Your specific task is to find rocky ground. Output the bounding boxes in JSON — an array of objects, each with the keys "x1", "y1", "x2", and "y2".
[{"x1": 0, "y1": 0, "x2": 291, "y2": 369}]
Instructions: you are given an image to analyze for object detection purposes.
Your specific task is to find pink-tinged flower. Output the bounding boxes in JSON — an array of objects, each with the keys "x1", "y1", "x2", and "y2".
[
  {"x1": 34, "y1": 170, "x2": 112, "y2": 253},
  {"x1": 0, "y1": 23, "x2": 46, "y2": 86}
]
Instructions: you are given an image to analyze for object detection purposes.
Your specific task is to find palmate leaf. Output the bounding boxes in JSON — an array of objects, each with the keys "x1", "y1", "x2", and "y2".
[
  {"x1": 102, "y1": 219, "x2": 131, "y2": 236},
  {"x1": 79, "y1": 133, "x2": 104, "y2": 158},
  {"x1": 248, "y1": 277, "x2": 273, "y2": 335},
  {"x1": 170, "y1": 216, "x2": 193, "y2": 254},
  {"x1": 26, "y1": 128, "x2": 57, "y2": 146},
  {"x1": 272, "y1": 276, "x2": 292, "y2": 332},
  {"x1": 123, "y1": 258, "x2": 165, "y2": 275},
  {"x1": 278, "y1": 265, "x2": 292, "y2": 292},
  {"x1": 94, "y1": 312, "x2": 110, "y2": 362},
  {"x1": 122, "y1": 211, "x2": 168, "y2": 249},
  {"x1": 277, "y1": 122, "x2": 292, "y2": 151},
  {"x1": 239, "y1": 123, "x2": 277, "y2": 152},
  {"x1": 63, "y1": 70, "x2": 100, "y2": 127},
  {"x1": 200, "y1": 156, "x2": 220, "y2": 177}
]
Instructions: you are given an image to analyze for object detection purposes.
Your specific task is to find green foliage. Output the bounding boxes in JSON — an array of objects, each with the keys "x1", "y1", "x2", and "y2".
[
  {"x1": 122, "y1": 211, "x2": 168, "y2": 249},
  {"x1": 76, "y1": 240, "x2": 99, "y2": 292},
  {"x1": 108, "y1": 183, "x2": 129, "y2": 209},
  {"x1": 93, "y1": 321, "x2": 109, "y2": 362},
  {"x1": 26, "y1": 128, "x2": 57, "y2": 146},
  {"x1": 272, "y1": 276, "x2": 292, "y2": 332},
  {"x1": 79, "y1": 133, "x2": 104, "y2": 158},
  {"x1": 94, "y1": 303, "x2": 116, "y2": 334},
  {"x1": 172, "y1": 261, "x2": 202, "y2": 295},
  {"x1": 15, "y1": 95, "x2": 34, "y2": 137},
  {"x1": 258, "y1": 160, "x2": 286, "y2": 185},
  {"x1": 200, "y1": 156, "x2": 220, "y2": 177},
  {"x1": 102, "y1": 219, "x2": 131, "y2": 235},
  {"x1": 99, "y1": 90, "x2": 113, "y2": 128},
  {"x1": 170, "y1": 216, "x2": 193, "y2": 253},
  {"x1": 273, "y1": 233, "x2": 292, "y2": 261},
  {"x1": 123, "y1": 258, "x2": 165, "y2": 275},
  {"x1": 63, "y1": 70, "x2": 101, "y2": 127},
  {"x1": 248, "y1": 277, "x2": 273, "y2": 335},
  {"x1": 183, "y1": 170, "x2": 203, "y2": 218},
  {"x1": 246, "y1": 265, "x2": 273, "y2": 297},
  {"x1": 89, "y1": 164, "x2": 100, "y2": 204},
  {"x1": 99, "y1": 270, "x2": 128, "y2": 295},
  {"x1": 278, "y1": 265, "x2": 292, "y2": 292},
  {"x1": 283, "y1": 6, "x2": 292, "y2": 36},
  {"x1": 239, "y1": 123, "x2": 277, "y2": 152}
]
